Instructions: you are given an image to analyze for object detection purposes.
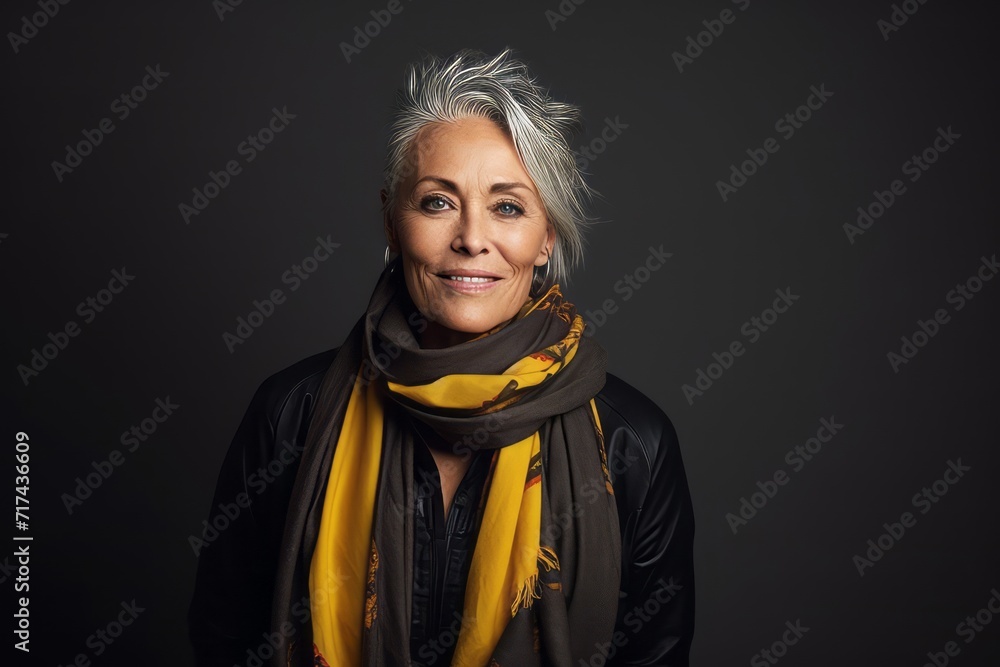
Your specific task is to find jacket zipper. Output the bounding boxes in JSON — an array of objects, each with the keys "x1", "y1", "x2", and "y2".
[{"x1": 432, "y1": 485, "x2": 468, "y2": 643}]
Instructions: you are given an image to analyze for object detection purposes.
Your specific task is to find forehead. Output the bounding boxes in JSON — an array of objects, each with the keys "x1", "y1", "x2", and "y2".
[{"x1": 408, "y1": 117, "x2": 535, "y2": 186}]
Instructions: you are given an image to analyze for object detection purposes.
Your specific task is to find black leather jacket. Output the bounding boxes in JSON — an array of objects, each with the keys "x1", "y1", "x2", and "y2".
[{"x1": 188, "y1": 347, "x2": 696, "y2": 666}]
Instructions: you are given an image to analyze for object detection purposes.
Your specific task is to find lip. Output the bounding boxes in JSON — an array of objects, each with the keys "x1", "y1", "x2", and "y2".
[
  {"x1": 436, "y1": 269, "x2": 502, "y2": 279},
  {"x1": 435, "y1": 270, "x2": 502, "y2": 294}
]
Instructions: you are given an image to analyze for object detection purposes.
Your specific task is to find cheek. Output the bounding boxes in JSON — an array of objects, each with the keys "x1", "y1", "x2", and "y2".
[
  {"x1": 503, "y1": 233, "x2": 545, "y2": 271},
  {"x1": 396, "y1": 217, "x2": 451, "y2": 263},
  {"x1": 395, "y1": 225, "x2": 440, "y2": 306},
  {"x1": 397, "y1": 226, "x2": 428, "y2": 261}
]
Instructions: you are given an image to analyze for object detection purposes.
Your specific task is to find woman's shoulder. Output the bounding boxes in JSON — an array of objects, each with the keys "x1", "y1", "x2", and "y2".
[
  {"x1": 596, "y1": 372, "x2": 682, "y2": 479},
  {"x1": 249, "y1": 347, "x2": 342, "y2": 425}
]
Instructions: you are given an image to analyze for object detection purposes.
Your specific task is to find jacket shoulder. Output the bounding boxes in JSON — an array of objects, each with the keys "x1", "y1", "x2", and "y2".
[
  {"x1": 238, "y1": 347, "x2": 341, "y2": 483},
  {"x1": 596, "y1": 372, "x2": 680, "y2": 490},
  {"x1": 253, "y1": 347, "x2": 340, "y2": 426}
]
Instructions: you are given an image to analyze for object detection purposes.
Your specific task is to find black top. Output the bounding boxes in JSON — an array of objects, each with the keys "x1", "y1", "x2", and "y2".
[{"x1": 408, "y1": 417, "x2": 493, "y2": 667}]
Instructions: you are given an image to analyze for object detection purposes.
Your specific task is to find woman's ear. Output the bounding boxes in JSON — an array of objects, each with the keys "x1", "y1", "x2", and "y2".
[{"x1": 538, "y1": 223, "x2": 556, "y2": 266}]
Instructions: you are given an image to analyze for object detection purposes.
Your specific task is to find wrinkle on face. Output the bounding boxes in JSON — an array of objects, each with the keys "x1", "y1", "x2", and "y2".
[{"x1": 384, "y1": 116, "x2": 555, "y2": 348}]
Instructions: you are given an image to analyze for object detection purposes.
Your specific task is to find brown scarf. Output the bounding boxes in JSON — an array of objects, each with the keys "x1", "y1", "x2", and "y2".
[{"x1": 270, "y1": 257, "x2": 621, "y2": 666}]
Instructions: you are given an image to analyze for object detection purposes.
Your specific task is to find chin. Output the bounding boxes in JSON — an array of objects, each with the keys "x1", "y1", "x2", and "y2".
[
  {"x1": 423, "y1": 299, "x2": 506, "y2": 331},
  {"x1": 419, "y1": 306, "x2": 516, "y2": 346},
  {"x1": 438, "y1": 314, "x2": 504, "y2": 334}
]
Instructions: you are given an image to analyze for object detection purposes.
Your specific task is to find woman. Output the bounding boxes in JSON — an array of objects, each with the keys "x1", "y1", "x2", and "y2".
[{"x1": 189, "y1": 48, "x2": 695, "y2": 666}]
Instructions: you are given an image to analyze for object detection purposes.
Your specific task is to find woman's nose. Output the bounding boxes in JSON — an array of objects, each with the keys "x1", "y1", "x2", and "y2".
[{"x1": 452, "y1": 206, "x2": 489, "y2": 256}]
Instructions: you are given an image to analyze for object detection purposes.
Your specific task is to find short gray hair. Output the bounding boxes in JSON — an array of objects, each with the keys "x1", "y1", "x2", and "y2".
[{"x1": 381, "y1": 47, "x2": 597, "y2": 287}]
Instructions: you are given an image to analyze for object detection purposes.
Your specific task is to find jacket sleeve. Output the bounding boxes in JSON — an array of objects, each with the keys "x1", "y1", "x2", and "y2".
[
  {"x1": 607, "y1": 409, "x2": 696, "y2": 666},
  {"x1": 188, "y1": 380, "x2": 277, "y2": 666}
]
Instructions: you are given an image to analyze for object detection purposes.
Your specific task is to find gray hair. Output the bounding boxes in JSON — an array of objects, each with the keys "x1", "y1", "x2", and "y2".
[{"x1": 381, "y1": 47, "x2": 597, "y2": 287}]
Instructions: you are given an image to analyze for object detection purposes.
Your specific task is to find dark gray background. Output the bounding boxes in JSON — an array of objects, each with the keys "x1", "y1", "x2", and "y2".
[{"x1": 3, "y1": 0, "x2": 999, "y2": 665}]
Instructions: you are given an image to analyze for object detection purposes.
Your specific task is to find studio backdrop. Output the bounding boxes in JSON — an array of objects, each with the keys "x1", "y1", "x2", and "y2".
[{"x1": 3, "y1": 0, "x2": 999, "y2": 665}]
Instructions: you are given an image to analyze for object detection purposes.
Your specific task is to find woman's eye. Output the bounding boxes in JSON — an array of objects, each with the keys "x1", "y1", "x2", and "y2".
[
  {"x1": 497, "y1": 201, "x2": 523, "y2": 216},
  {"x1": 424, "y1": 196, "x2": 448, "y2": 211}
]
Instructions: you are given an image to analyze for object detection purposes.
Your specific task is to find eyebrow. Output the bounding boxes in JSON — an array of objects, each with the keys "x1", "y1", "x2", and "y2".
[{"x1": 413, "y1": 176, "x2": 536, "y2": 196}]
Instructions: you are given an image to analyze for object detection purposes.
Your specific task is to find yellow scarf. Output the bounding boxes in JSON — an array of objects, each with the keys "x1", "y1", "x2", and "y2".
[{"x1": 309, "y1": 299, "x2": 600, "y2": 665}]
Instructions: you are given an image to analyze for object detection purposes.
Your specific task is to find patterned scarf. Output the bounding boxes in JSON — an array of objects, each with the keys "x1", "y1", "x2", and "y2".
[{"x1": 270, "y1": 258, "x2": 621, "y2": 666}]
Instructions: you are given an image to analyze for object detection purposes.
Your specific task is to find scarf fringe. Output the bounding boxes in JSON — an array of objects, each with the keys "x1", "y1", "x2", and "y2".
[{"x1": 510, "y1": 545, "x2": 561, "y2": 616}]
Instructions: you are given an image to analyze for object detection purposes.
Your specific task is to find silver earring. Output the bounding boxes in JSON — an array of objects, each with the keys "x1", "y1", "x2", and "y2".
[
  {"x1": 531, "y1": 261, "x2": 550, "y2": 297},
  {"x1": 384, "y1": 246, "x2": 395, "y2": 273}
]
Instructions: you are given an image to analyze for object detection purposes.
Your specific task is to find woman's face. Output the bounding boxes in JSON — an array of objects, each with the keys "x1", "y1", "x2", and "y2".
[{"x1": 384, "y1": 116, "x2": 555, "y2": 349}]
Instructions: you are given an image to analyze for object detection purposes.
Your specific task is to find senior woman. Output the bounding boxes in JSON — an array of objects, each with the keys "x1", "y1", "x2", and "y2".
[{"x1": 189, "y1": 48, "x2": 695, "y2": 666}]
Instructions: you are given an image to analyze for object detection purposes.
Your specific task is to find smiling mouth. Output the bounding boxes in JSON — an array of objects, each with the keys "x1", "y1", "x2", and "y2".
[
  {"x1": 439, "y1": 275, "x2": 498, "y2": 283},
  {"x1": 435, "y1": 273, "x2": 502, "y2": 292}
]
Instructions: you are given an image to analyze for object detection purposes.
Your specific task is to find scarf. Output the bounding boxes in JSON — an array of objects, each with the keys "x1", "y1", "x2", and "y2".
[{"x1": 270, "y1": 257, "x2": 621, "y2": 666}]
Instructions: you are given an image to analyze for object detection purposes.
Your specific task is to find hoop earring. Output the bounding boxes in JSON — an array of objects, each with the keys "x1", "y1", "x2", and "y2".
[
  {"x1": 531, "y1": 261, "x2": 550, "y2": 298},
  {"x1": 384, "y1": 245, "x2": 395, "y2": 273}
]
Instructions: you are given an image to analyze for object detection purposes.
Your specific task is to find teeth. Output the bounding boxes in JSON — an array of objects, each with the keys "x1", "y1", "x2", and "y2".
[{"x1": 447, "y1": 276, "x2": 495, "y2": 283}]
